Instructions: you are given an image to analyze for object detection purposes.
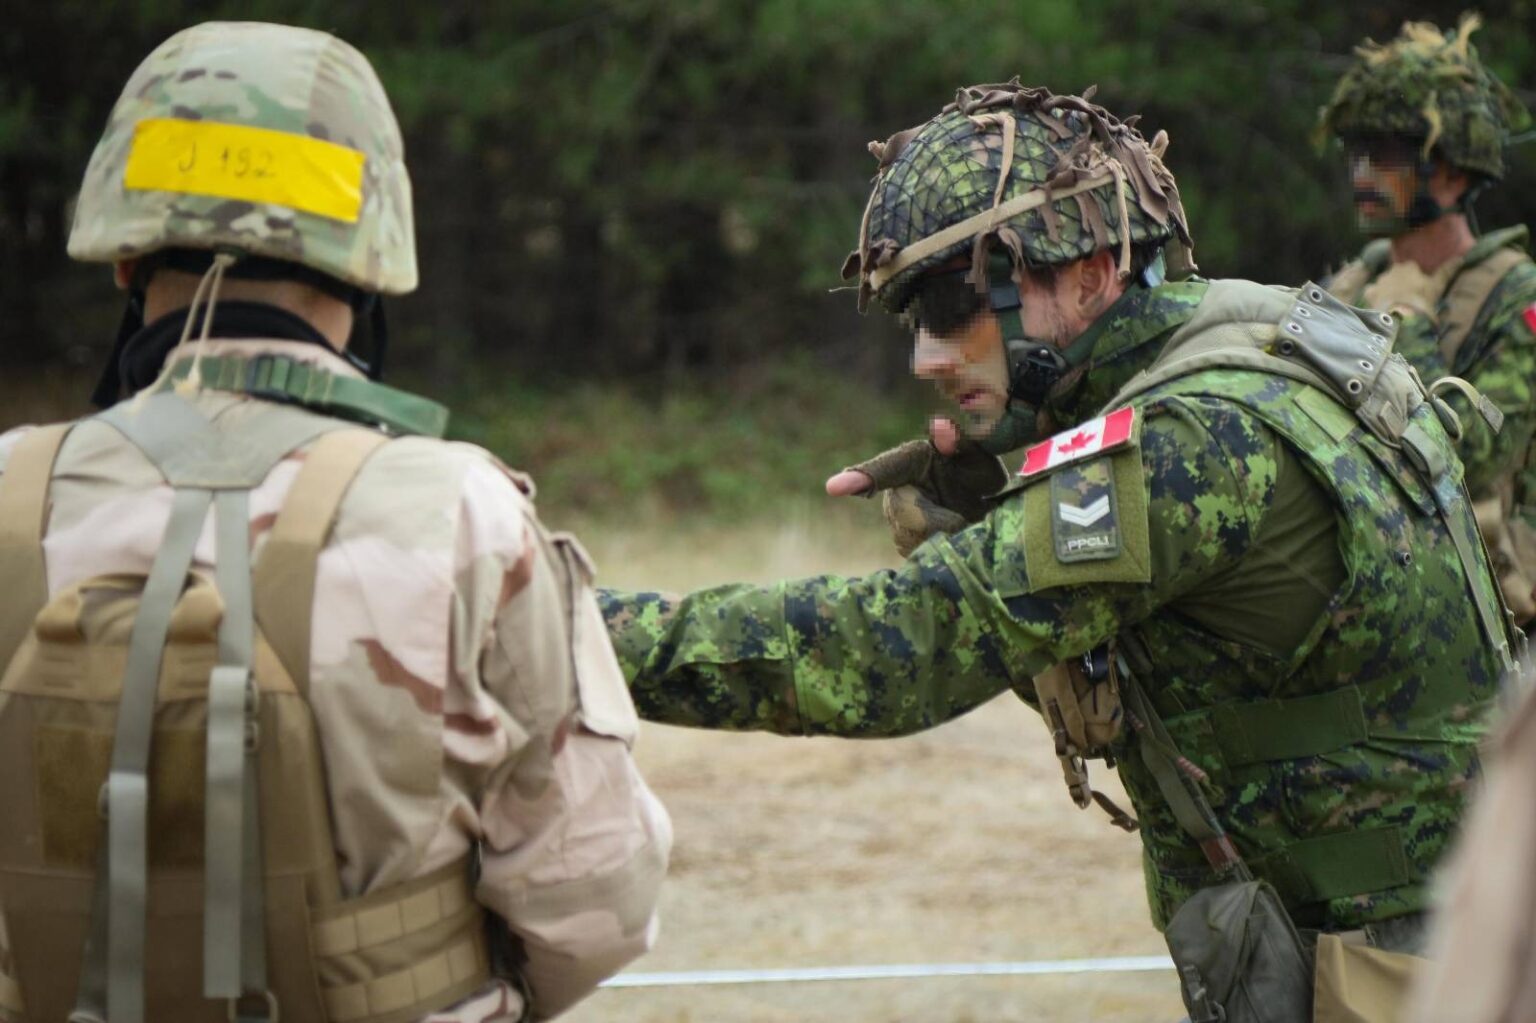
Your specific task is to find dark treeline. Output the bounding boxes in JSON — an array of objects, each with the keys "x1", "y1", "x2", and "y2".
[{"x1": 4, "y1": 0, "x2": 1535, "y2": 393}]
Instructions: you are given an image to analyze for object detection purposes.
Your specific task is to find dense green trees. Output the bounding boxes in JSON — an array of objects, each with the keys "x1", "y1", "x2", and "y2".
[{"x1": 4, "y1": 1, "x2": 1534, "y2": 391}]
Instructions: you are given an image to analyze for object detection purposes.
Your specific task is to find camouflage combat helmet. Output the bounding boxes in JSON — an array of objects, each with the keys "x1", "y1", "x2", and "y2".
[
  {"x1": 69, "y1": 21, "x2": 416, "y2": 294},
  {"x1": 843, "y1": 80, "x2": 1194, "y2": 314},
  {"x1": 1317, "y1": 13, "x2": 1530, "y2": 181}
]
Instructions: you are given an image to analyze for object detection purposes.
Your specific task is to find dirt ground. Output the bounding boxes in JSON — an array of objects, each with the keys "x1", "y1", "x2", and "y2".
[{"x1": 563, "y1": 508, "x2": 1185, "y2": 1023}]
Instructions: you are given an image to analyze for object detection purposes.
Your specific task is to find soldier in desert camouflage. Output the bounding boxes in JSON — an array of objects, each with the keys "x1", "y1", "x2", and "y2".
[
  {"x1": 1318, "y1": 14, "x2": 1536, "y2": 623},
  {"x1": 599, "y1": 81, "x2": 1517, "y2": 1021},
  {"x1": 0, "y1": 22, "x2": 669, "y2": 1023}
]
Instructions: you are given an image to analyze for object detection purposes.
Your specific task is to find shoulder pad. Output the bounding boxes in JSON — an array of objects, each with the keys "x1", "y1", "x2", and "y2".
[
  {"x1": 1018, "y1": 407, "x2": 1139, "y2": 481},
  {"x1": 1361, "y1": 238, "x2": 1394, "y2": 273}
]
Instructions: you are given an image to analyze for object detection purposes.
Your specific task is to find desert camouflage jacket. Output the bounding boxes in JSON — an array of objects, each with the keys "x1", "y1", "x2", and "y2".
[
  {"x1": 1328, "y1": 226, "x2": 1536, "y2": 501},
  {"x1": 0, "y1": 339, "x2": 672, "y2": 1023},
  {"x1": 602, "y1": 279, "x2": 1504, "y2": 932}
]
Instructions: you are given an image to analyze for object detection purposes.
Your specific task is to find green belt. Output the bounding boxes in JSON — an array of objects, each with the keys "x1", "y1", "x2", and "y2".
[{"x1": 165, "y1": 353, "x2": 448, "y2": 438}]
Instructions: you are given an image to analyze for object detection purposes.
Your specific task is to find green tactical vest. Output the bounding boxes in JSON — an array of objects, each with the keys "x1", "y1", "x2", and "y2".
[{"x1": 1104, "y1": 280, "x2": 1514, "y2": 930}]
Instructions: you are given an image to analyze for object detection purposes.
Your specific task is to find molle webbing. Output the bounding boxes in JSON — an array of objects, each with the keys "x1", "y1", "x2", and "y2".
[
  {"x1": 1125, "y1": 668, "x2": 1426, "y2": 909},
  {"x1": 310, "y1": 858, "x2": 490, "y2": 1023},
  {"x1": 0, "y1": 424, "x2": 71, "y2": 668}
]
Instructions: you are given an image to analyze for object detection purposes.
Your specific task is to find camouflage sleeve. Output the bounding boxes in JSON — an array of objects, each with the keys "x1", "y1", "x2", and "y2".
[
  {"x1": 1444, "y1": 264, "x2": 1536, "y2": 495},
  {"x1": 601, "y1": 396, "x2": 1282, "y2": 736},
  {"x1": 454, "y1": 459, "x2": 670, "y2": 1019},
  {"x1": 1389, "y1": 311, "x2": 1452, "y2": 386}
]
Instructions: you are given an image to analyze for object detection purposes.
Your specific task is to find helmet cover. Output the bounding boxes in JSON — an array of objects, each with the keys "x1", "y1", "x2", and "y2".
[
  {"x1": 1317, "y1": 13, "x2": 1530, "y2": 181},
  {"x1": 68, "y1": 21, "x2": 416, "y2": 294},
  {"x1": 843, "y1": 80, "x2": 1194, "y2": 313}
]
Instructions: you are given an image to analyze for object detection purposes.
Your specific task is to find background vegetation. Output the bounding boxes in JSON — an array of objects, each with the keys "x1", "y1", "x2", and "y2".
[{"x1": 4, "y1": 0, "x2": 1535, "y2": 516}]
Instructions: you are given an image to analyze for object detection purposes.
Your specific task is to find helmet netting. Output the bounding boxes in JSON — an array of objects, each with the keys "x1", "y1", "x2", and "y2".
[{"x1": 843, "y1": 80, "x2": 1193, "y2": 312}]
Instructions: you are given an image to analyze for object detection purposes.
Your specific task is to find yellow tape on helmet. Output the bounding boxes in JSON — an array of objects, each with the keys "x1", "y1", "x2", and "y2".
[{"x1": 123, "y1": 117, "x2": 366, "y2": 223}]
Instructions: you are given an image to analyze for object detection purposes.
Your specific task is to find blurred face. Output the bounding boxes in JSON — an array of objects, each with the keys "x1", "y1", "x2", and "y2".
[
  {"x1": 1347, "y1": 137, "x2": 1422, "y2": 236},
  {"x1": 905, "y1": 264, "x2": 1075, "y2": 438}
]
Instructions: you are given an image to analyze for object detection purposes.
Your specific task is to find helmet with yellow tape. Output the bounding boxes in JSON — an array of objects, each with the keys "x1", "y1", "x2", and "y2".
[
  {"x1": 68, "y1": 21, "x2": 415, "y2": 295},
  {"x1": 843, "y1": 80, "x2": 1194, "y2": 316}
]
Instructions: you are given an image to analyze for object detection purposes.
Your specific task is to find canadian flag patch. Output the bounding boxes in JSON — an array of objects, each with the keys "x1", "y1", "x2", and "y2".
[
  {"x1": 1019, "y1": 407, "x2": 1137, "y2": 478},
  {"x1": 1523, "y1": 302, "x2": 1536, "y2": 335}
]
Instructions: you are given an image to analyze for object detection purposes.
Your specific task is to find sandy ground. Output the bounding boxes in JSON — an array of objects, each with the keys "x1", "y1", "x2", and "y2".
[{"x1": 562, "y1": 507, "x2": 1184, "y2": 1022}]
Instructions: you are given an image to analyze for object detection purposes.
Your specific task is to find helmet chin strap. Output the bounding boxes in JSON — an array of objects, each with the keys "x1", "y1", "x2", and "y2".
[
  {"x1": 975, "y1": 249, "x2": 1166, "y2": 455},
  {"x1": 976, "y1": 252, "x2": 1061, "y2": 455}
]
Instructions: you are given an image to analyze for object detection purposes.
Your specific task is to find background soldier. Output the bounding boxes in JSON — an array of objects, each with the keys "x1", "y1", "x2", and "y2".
[
  {"x1": 0, "y1": 22, "x2": 669, "y2": 1022},
  {"x1": 600, "y1": 81, "x2": 1515, "y2": 1021},
  {"x1": 1318, "y1": 14, "x2": 1536, "y2": 623}
]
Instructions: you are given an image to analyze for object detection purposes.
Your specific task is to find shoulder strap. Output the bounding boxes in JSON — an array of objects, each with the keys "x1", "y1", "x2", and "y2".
[
  {"x1": 253, "y1": 429, "x2": 390, "y2": 694},
  {"x1": 0, "y1": 424, "x2": 73, "y2": 669},
  {"x1": 99, "y1": 391, "x2": 343, "y2": 490},
  {"x1": 1326, "y1": 240, "x2": 1394, "y2": 305},
  {"x1": 1113, "y1": 639, "x2": 1249, "y2": 880},
  {"x1": 1439, "y1": 246, "x2": 1529, "y2": 366}
]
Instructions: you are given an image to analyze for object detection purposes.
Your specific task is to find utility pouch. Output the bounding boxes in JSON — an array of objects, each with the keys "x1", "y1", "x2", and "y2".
[
  {"x1": 1165, "y1": 879, "x2": 1314, "y2": 1023},
  {"x1": 1032, "y1": 647, "x2": 1136, "y2": 830}
]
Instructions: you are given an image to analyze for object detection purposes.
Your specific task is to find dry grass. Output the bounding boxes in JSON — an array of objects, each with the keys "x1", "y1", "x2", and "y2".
[{"x1": 564, "y1": 511, "x2": 1183, "y2": 1023}]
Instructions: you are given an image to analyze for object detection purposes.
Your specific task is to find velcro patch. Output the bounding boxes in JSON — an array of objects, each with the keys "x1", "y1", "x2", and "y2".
[
  {"x1": 1018, "y1": 444, "x2": 1152, "y2": 592},
  {"x1": 1019, "y1": 407, "x2": 1138, "y2": 479},
  {"x1": 1051, "y1": 460, "x2": 1121, "y2": 562}
]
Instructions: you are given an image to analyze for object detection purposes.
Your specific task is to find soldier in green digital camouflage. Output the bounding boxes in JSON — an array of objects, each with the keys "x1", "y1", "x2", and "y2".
[
  {"x1": 600, "y1": 80, "x2": 1519, "y2": 1020},
  {"x1": 1318, "y1": 14, "x2": 1536, "y2": 624}
]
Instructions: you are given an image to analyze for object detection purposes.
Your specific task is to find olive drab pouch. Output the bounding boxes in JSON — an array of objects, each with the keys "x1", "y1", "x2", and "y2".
[
  {"x1": 1117, "y1": 661, "x2": 1314, "y2": 1022},
  {"x1": 1165, "y1": 880, "x2": 1314, "y2": 1023},
  {"x1": 0, "y1": 393, "x2": 491, "y2": 1023}
]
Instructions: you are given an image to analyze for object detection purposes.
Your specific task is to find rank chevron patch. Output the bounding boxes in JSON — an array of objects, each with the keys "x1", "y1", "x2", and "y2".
[{"x1": 1057, "y1": 495, "x2": 1110, "y2": 527}]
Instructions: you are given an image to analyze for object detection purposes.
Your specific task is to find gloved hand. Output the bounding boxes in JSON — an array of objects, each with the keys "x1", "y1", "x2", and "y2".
[{"x1": 826, "y1": 419, "x2": 1009, "y2": 557}]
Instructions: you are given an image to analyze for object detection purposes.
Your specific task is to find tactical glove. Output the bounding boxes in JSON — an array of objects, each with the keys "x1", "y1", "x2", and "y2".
[{"x1": 842, "y1": 438, "x2": 1009, "y2": 557}]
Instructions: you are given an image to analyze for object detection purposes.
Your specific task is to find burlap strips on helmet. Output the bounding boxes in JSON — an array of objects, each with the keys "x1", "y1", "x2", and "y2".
[{"x1": 849, "y1": 79, "x2": 1193, "y2": 309}]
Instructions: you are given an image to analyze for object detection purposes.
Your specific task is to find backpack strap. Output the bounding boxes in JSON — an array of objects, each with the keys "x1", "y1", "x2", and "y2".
[
  {"x1": 74, "y1": 396, "x2": 366, "y2": 1022},
  {"x1": 0, "y1": 424, "x2": 72, "y2": 670},
  {"x1": 253, "y1": 429, "x2": 390, "y2": 695},
  {"x1": 1438, "y1": 246, "x2": 1529, "y2": 367}
]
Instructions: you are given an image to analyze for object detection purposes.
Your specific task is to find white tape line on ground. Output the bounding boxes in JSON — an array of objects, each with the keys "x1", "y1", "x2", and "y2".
[{"x1": 603, "y1": 955, "x2": 1176, "y2": 988}]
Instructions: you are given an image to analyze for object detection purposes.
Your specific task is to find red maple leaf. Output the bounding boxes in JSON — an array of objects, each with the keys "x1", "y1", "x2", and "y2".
[{"x1": 1056, "y1": 430, "x2": 1096, "y2": 455}]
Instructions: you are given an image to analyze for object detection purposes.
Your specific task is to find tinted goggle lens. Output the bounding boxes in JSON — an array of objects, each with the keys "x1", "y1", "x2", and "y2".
[
  {"x1": 900, "y1": 269, "x2": 987, "y2": 335},
  {"x1": 1343, "y1": 135, "x2": 1421, "y2": 169}
]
